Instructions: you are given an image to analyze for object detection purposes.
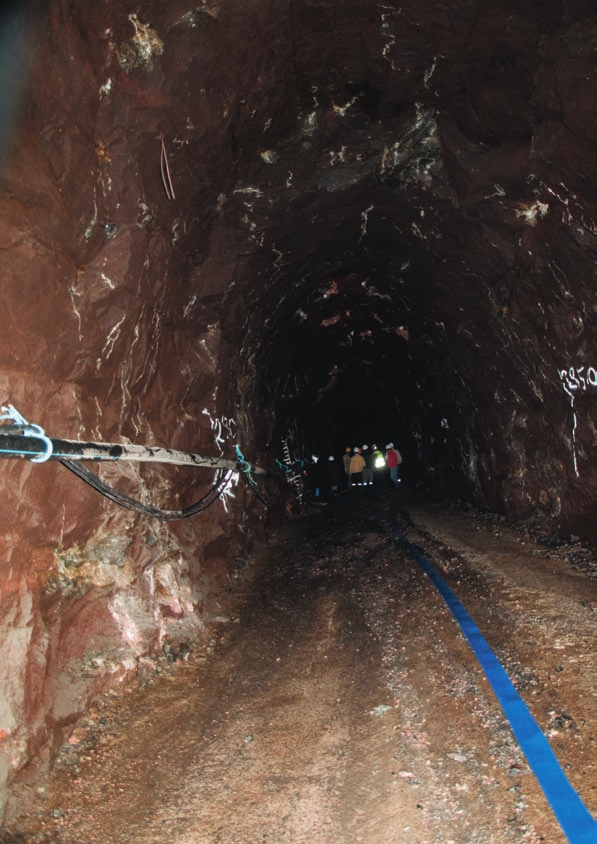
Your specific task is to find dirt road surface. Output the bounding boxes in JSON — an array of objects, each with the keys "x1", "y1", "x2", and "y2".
[{"x1": 7, "y1": 490, "x2": 597, "y2": 843}]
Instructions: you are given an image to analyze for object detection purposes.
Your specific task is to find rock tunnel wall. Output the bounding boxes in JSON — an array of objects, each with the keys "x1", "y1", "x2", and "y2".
[
  {"x1": 0, "y1": 0, "x2": 292, "y2": 819},
  {"x1": 2, "y1": 0, "x2": 597, "y2": 823}
]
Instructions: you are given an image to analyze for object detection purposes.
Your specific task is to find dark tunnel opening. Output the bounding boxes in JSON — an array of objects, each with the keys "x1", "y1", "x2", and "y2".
[
  {"x1": 211, "y1": 0, "x2": 594, "y2": 530},
  {"x1": 228, "y1": 177, "x2": 476, "y2": 502}
]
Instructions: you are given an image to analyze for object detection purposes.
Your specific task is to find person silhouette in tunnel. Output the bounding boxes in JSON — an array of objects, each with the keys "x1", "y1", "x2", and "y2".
[
  {"x1": 342, "y1": 447, "x2": 352, "y2": 489},
  {"x1": 371, "y1": 444, "x2": 384, "y2": 485},
  {"x1": 327, "y1": 454, "x2": 340, "y2": 494},
  {"x1": 362, "y1": 445, "x2": 374, "y2": 486},
  {"x1": 385, "y1": 443, "x2": 402, "y2": 488}
]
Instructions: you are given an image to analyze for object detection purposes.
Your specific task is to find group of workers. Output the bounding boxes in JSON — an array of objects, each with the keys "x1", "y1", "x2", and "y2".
[
  {"x1": 303, "y1": 443, "x2": 403, "y2": 502},
  {"x1": 340, "y1": 443, "x2": 402, "y2": 490}
]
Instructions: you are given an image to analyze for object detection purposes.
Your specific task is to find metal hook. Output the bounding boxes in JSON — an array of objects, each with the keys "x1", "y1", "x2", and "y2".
[
  {"x1": 0, "y1": 404, "x2": 54, "y2": 462},
  {"x1": 26, "y1": 424, "x2": 54, "y2": 463}
]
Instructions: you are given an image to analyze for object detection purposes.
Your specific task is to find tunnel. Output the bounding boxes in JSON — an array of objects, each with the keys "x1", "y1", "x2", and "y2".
[{"x1": 1, "y1": 0, "x2": 597, "y2": 828}]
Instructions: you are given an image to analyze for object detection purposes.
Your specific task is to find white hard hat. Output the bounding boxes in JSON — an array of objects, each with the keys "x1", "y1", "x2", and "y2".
[
  {"x1": 386, "y1": 442, "x2": 394, "y2": 449},
  {"x1": 328, "y1": 455, "x2": 334, "y2": 461},
  {"x1": 362, "y1": 444, "x2": 369, "y2": 450}
]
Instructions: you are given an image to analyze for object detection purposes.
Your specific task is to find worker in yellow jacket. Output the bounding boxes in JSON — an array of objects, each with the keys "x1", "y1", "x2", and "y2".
[{"x1": 349, "y1": 447, "x2": 366, "y2": 486}]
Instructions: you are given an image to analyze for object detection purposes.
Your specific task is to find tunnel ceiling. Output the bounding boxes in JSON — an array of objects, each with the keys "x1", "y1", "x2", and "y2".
[
  {"x1": 8, "y1": 0, "x2": 597, "y2": 538},
  {"x1": 211, "y1": 0, "x2": 597, "y2": 499}
]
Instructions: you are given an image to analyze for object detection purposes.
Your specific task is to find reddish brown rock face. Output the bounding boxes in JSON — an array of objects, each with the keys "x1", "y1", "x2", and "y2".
[{"x1": 1, "y1": 0, "x2": 597, "y2": 822}]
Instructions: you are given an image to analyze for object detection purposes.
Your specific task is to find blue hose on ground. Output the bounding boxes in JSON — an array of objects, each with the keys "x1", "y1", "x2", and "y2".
[{"x1": 384, "y1": 520, "x2": 597, "y2": 844}]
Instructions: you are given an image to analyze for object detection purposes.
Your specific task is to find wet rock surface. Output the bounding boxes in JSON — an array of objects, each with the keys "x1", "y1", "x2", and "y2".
[{"x1": 6, "y1": 490, "x2": 596, "y2": 843}]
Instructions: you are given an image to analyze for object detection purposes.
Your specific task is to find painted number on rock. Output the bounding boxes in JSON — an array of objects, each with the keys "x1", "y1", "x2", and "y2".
[{"x1": 559, "y1": 366, "x2": 597, "y2": 394}]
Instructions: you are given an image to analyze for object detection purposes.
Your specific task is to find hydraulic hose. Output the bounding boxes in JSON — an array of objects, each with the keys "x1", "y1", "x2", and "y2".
[
  {"x1": 0, "y1": 431, "x2": 264, "y2": 473},
  {"x1": 0, "y1": 405, "x2": 276, "y2": 520}
]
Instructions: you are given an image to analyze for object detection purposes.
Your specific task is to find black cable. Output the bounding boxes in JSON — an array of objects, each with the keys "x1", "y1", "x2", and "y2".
[
  {"x1": 0, "y1": 419, "x2": 283, "y2": 516},
  {"x1": 59, "y1": 460, "x2": 231, "y2": 521},
  {"x1": 243, "y1": 472, "x2": 280, "y2": 507}
]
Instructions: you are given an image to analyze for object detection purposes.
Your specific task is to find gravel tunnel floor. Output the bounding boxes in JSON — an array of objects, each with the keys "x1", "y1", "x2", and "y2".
[{"x1": 8, "y1": 489, "x2": 597, "y2": 843}]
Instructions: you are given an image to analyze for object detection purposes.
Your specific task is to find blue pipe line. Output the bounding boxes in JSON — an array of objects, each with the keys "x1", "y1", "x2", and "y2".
[{"x1": 393, "y1": 527, "x2": 597, "y2": 844}]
